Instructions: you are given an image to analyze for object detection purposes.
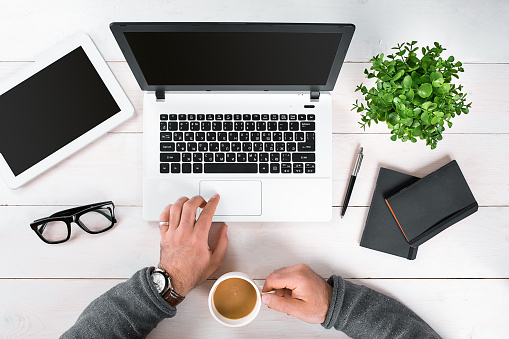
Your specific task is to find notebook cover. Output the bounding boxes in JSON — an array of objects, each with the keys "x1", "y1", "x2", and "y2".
[
  {"x1": 360, "y1": 167, "x2": 419, "y2": 260},
  {"x1": 385, "y1": 160, "x2": 478, "y2": 247}
]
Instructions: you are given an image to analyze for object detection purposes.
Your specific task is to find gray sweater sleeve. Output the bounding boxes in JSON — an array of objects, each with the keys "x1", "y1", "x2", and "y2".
[
  {"x1": 61, "y1": 267, "x2": 176, "y2": 339},
  {"x1": 322, "y1": 275, "x2": 441, "y2": 339}
]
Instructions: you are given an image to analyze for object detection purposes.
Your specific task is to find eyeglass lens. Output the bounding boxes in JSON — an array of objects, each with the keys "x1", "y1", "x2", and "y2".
[
  {"x1": 78, "y1": 206, "x2": 114, "y2": 232},
  {"x1": 38, "y1": 221, "x2": 69, "y2": 243}
]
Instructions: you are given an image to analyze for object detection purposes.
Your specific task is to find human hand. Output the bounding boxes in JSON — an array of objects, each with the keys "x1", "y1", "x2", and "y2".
[
  {"x1": 261, "y1": 264, "x2": 333, "y2": 324},
  {"x1": 158, "y1": 194, "x2": 228, "y2": 296}
]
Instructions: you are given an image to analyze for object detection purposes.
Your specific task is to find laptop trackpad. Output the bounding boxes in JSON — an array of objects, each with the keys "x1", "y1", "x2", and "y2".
[{"x1": 200, "y1": 180, "x2": 262, "y2": 216}]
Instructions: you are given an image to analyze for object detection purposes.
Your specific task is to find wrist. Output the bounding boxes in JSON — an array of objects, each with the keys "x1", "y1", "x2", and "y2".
[{"x1": 150, "y1": 266, "x2": 186, "y2": 307}]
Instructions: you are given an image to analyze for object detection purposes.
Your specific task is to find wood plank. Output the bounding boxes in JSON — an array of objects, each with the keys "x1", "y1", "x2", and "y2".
[
  {"x1": 1, "y1": 206, "x2": 508, "y2": 279},
  {"x1": 0, "y1": 278, "x2": 507, "y2": 338},
  {"x1": 0, "y1": 133, "x2": 507, "y2": 206},
  {"x1": 0, "y1": 1, "x2": 508, "y2": 63},
  {"x1": 1, "y1": 62, "x2": 508, "y2": 134}
]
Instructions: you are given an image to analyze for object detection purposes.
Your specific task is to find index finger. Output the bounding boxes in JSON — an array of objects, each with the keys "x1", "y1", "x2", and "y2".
[
  {"x1": 194, "y1": 194, "x2": 220, "y2": 235},
  {"x1": 262, "y1": 266, "x2": 301, "y2": 292}
]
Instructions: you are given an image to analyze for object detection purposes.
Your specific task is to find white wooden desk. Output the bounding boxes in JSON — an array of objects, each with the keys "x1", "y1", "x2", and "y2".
[{"x1": 1, "y1": 1, "x2": 508, "y2": 338}]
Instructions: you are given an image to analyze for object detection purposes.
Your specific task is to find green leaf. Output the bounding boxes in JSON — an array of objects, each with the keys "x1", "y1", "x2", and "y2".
[
  {"x1": 422, "y1": 101, "x2": 433, "y2": 109},
  {"x1": 406, "y1": 88, "x2": 415, "y2": 101},
  {"x1": 430, "y1": 72, "x2": 443, "y2": 81},
  {"x1": 402, "y1": 117, "x2": 413, "y2": 126},
  {"x1": 447, "y1": 121, "x2": 453, "y2": 128},
  {"x1": 432, "y1": 77, "x2": 445, "y2": 87},
  {"x1": 387, "y1": 112, "x2": 400, "y2": 125},
  {"x1": 448, "y1": 56, "x2": 455, "y2": 62},
  {"x1": 402, "y1": 75, "x2": 412, "y2": 89},
  {"x1": 417, "y1": 83, "x2": 433, "y2": 98},
  {"x1": 421, "y1": 112, "x2": 429, "y2": 124},
  {"x1": 392, "y1": 70, "x2": 405, "y2": 81},
  {"x1": 390, "y1": 134, "x2": 397, "y2": 141}
]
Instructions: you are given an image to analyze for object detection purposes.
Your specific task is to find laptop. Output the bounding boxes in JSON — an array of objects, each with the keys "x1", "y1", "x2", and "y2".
[{"x1": 110, "y1": 22, "x2": 355, "y2": 222}]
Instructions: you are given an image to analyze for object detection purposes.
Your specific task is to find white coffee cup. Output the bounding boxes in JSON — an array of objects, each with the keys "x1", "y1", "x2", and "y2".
[{"x1": 208, "y1": 272, "x2": 262, "y2": 327}]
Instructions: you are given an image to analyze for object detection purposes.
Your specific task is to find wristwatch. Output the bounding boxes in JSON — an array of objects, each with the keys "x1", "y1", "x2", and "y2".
[{"x1": 149, "y1": 267, "x2": 185, "y2": 307}]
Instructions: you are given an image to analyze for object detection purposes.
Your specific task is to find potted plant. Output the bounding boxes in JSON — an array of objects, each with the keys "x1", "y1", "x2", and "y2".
[{"x1": 352, "y1": 41, "x2": 472, "y2": 149}]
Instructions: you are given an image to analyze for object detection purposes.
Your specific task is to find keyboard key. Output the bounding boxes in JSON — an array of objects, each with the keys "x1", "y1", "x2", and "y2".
[
  {"x1": 190, "y1": 122, "x2": 200, "y2": 131},
  {"x1": 160, "y1": 122, "x2": 167, "y2": 131},
  {"x1": 259, "y1": 163, "x2": 269, "y2": 173},
  {"x1": 254, "y1": 142, "x2": 263, "y2": 151},
  {"x1": 270, "y1": 163, "x2": 280, "y2": 173},
  {"x1": 182, "y1": 153, "x2": 192, "y2": 162},
  {"x1": 178, "y1": 114, "x2": 187, "y2": 120},
  {"x1": 250, "y1": 132, "x2": 260, "y2": 141},
  {"x1": 173, "y1": 132, "x2": 183, "y2": 141},
  {"x1": 234, "y1": 122, "x2": 244, "y2": 131},
  {"x1": 268, "y1": 122, "x2": 277, "y2": 131},
  {"x1": 160, "y1": 132, "x2": 172, "y2": 141},
  {"x1": 301, "y1": 122, "x2": 315, "y2": 131},
  {"x1": 293, "y1": 163, "x2": 304, "y2": 173},
  {"x1": 307, "y1": 114, "x2": 315, "y2": 120},
  {"x1": 182, "y1": 163, "x2": 192, "y2": 173},
  {"x1": 196, "y1": 132, "x2": 205, "y2": 141},
  {"x1": 160, "y1": 142, "x2": 175, "y2": 152},
  {"x1": 188, "y1": 114, "x2": 196, "y2": 121},
  {"x1": 198, "y1": 142, "x2": 208, "y2": 152},
  {"x1": 234, "y1": 114, "x2": 242, "y2": 120},
  {"x1": 282, "y1": 153, "x2": 291, "y2": 162},
  {"x1": 290, "y1": 122, "x2": 300, "y2": 131},
  {"x1": 261, "y1": 114, "x2": 269, "y2": 120},
  {"x1": 169, "y1": 114, "x2": 177, "y2": 120},
  {"x1": 264, "y1": 142, "x2": 274, "y2": 152},
  {"x1": 306, "y1": 132, "x2": 315, "y2": 142},
  {"x1": 160, "y1": 153, "x2": 180, "y2": 162},
  {"x1": 280, "y1": 114, "x2": 288, "y2": 120},
  {"x1": 179, "y1": 122, "x2": 189, "y2": 131},
  {"x1": 220, "y1": 142, "x2": 230, "y2": 152},
  {"x1": 193, "y1": 163, "x2": 203, "y2": 173},
  {"x1": 248, "y1": 153, "x2": 258, "y2": 162},
  {"x1": 176, "y1": 142, "x2": 186, "y2": 152},
  {"x1": 218, "y1": 132, "x2": 227, "y2": 141},
  {"x1": 197, "y1": 114, "x2": 205, "y2": 120},
  {"x1": 284, "y1": 132, "x2": 293, "y2": 141},
  {"x1": 243, "y1": 114, "x2": 251, "y2": 120},
  {"x1": 262, "y1": 132, "x2": 271, "y2": 141},
  {"x1": 187, "y1": 142, "x2": 197, "y2": 152},
  {"x1": 215, "y1": 114, "x2": 223, "y2": 120},
  {"x1": 281, "y1": 163, "x2": 292, "y2": 173},
  {"x1": 240, "y1": 132, "x2": 249, "y2": 141},
  {"x1": 206, "y1": 114, "x2": 214, "y2": 120},
  {"x1": 294, "y1": 163, "x2": 304, "y2": 169},
  {"x1": 245, "y1": 122, "x2": 255, "y2": 131},
  {"x1": 209, "y1": 142, "x2": 219, "y2": 152},
  {"x1": 206, "y1": 132, "x2": 216, "y2": 141},
  {"x1": 298, "y1": 142, "x2": 315, "y2": 151},
  {"x1": 292, "y1": 153, "x2": 315, "y2": 162},
  {"x1": 287, "y1": 142, "x2": 297, "y2": 152},
  {"x1": 201, "y1": 122, "x2": 211, "y2": 131},
  {"x1": 256, "y1": 122, "x2": 266, "y2": 131},
  {"x1": 270, "y1": 153, "x2": 280, "y2": 162},
  {"x1": 276, "y1": 143, "x2": 285, "y2": 152},
  {"x1": 223, "y1": 122, "x2": 233, "y2": 131},
  {"x1": 215, "y1": 153, "x2": 225, "y2": 162},
  {"x1": 184, "y1": 132, "x2": 194, "y2": 141},
  {"x1": 226, "y1": 153, "x2": 235, "y2": 162},
  {"x1": 167, "y1": 122, "x2": 178, "y2": 131},
  {"x1": 305, "y1": 163, "x2": 316, "y2": 173},
  {"x1": 228, "y1": 132, "x2": 239, "y2": 141},
  {"x1": 160, "y1": 163, "x2": 169, "y2": 173},
  {"x1": 204, "y1": 163, "x2": 257, "y2": 173},
  {"x1": 259, "y1": 153, "x2": 269, "y2": 162},
  {"x1": 252, "y1": 114, "x2": 260, "y2": 120},
  {"x1": 193, "y1": 153, "x2": 203, "y2": 162},
  {"x1": 273, "y1": 132, "x2": 282, "y2": 141},
  {"x1": 237, "y1": 153, "x2": 247, "y2": 162},
  {"x1": 295, "y1": 132, "x2": 304, "y2": 141},
  {"x1": 204, "y1": 153, "x2": 214, "y2": 162},
  {"x1": 298, "y1": 114, "x2": 306, "y2": 120},
  {"x1": 278, "y1": 122, "x2": 288, "y2": 131},
  {"x1": 242, "y1": 142, "x2": 253, "y2": 152},
  {"x1": 212, "y1": 122, "x2": 222, "y2": 131},
  {"x1": 171, "y1": 163, "x2": 180, "y2": 173},
  {"x1": 231, "y1": 142, "x2": 241, "y2": 152},
  {"x1": 160, "y1": 114, "x2": 168, "y2": 120},
  {"x1": 289, "y1": 114, "x2": 297, "y2": 120},
  {"x1": 225, "y1": 114, "x2": 233, "y2": 120}
]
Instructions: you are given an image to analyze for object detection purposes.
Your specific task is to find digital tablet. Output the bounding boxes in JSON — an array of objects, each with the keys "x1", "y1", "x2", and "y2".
[{"x1": 0, "y1": 34, "x2": 133, "y2": 189}]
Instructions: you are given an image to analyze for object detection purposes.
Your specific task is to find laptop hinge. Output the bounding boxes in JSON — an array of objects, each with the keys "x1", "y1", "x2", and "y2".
[
  {"x1": 156, "y1": 90, "x2": 165, "y2": 102},
  {"x1": 310, "y1": 91, "x2": 320, "y2": 101}
]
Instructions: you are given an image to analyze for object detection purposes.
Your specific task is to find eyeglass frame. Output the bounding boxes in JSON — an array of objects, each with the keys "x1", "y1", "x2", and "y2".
[{"x1": 30, "y1": 201, "x2": 117, "y2": 244}]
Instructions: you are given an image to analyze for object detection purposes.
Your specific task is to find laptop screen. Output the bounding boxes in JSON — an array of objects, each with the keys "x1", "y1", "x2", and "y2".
[
  {"x1": 111, "y1": 23, "x2": 355, "y2": 92},
  {"x1": 124, "y1": 32, "x2": 341, "y2": 86}
]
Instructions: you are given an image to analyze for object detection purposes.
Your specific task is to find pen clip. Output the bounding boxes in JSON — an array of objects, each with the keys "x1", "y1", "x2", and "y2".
[{"x1": 353, "y1": 147, "x2": 364, "y2": 176}]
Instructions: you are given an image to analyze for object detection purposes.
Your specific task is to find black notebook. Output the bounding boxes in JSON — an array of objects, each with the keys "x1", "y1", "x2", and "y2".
[
  {"x1": 385, "y1": 160, "x2": 478, "y2": 247},
  {"x1": 360, "y1": 168, "x2": 420, "y2": 260}
]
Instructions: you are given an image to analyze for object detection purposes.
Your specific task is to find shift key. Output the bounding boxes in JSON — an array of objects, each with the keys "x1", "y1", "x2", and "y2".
[
  {"x1": 292, "y1": 153, "x2": 315, "y2": 162},
  {"x1": 160, "y1": 153, "x2": 181, "y2": 162}
]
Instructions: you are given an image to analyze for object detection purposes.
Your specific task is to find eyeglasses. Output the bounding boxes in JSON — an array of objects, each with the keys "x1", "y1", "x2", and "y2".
[{"x1": 30, "y1": 201, "x2": 117, "y2": 244}]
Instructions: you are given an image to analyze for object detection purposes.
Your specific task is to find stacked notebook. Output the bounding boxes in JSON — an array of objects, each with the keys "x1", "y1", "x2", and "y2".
[{"x1": 360, "y1": 160, "x2": 478, "y2": 260}]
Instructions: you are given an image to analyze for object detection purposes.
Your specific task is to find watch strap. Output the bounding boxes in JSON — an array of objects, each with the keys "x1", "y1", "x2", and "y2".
[{"x1": 150, "y1": 266, "x2": 185, "y2": 307}]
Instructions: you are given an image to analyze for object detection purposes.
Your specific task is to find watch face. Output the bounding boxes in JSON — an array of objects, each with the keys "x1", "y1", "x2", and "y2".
[{"x1": 151, "y1": 272, "x2": 167, "y2": 293}]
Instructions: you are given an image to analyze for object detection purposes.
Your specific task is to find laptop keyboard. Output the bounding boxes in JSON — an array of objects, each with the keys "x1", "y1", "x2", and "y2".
[{"x1": 159, "y1": 113, "x2": 316, "y2": 174}]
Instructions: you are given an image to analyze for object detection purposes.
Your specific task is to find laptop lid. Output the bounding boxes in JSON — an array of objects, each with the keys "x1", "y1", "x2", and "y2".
[{"x1": 110, "y1": 22, "x2": 355, "y2": 93}]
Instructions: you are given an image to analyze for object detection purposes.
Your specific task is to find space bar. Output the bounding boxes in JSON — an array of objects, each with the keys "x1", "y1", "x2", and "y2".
[{"x1": 204, "y1": 163, "x2": 258, "y2": 173}]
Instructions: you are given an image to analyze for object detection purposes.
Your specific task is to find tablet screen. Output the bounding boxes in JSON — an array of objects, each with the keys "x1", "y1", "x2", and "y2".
[{"x1": 0, "y1": 47, "x2": 120, "y2": 176}]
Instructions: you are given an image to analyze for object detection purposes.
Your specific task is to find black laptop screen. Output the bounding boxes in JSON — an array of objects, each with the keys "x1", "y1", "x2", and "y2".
[{"x1": 123, "y1": 32, "x2": 342, "y2": 86}]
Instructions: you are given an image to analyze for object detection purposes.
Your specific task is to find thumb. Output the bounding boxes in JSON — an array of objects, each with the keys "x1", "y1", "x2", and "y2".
[
  {"x1": 262, "y1": 293, "x2": 302, "y2": 316},
  {"x1": 210, "y1": 224, "x2": 228, "y2": 269}
]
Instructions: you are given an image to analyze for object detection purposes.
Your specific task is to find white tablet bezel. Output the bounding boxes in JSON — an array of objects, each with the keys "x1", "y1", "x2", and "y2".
[{"x1": 0, "y1": 34, "x2": 134, "y2": 189}]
